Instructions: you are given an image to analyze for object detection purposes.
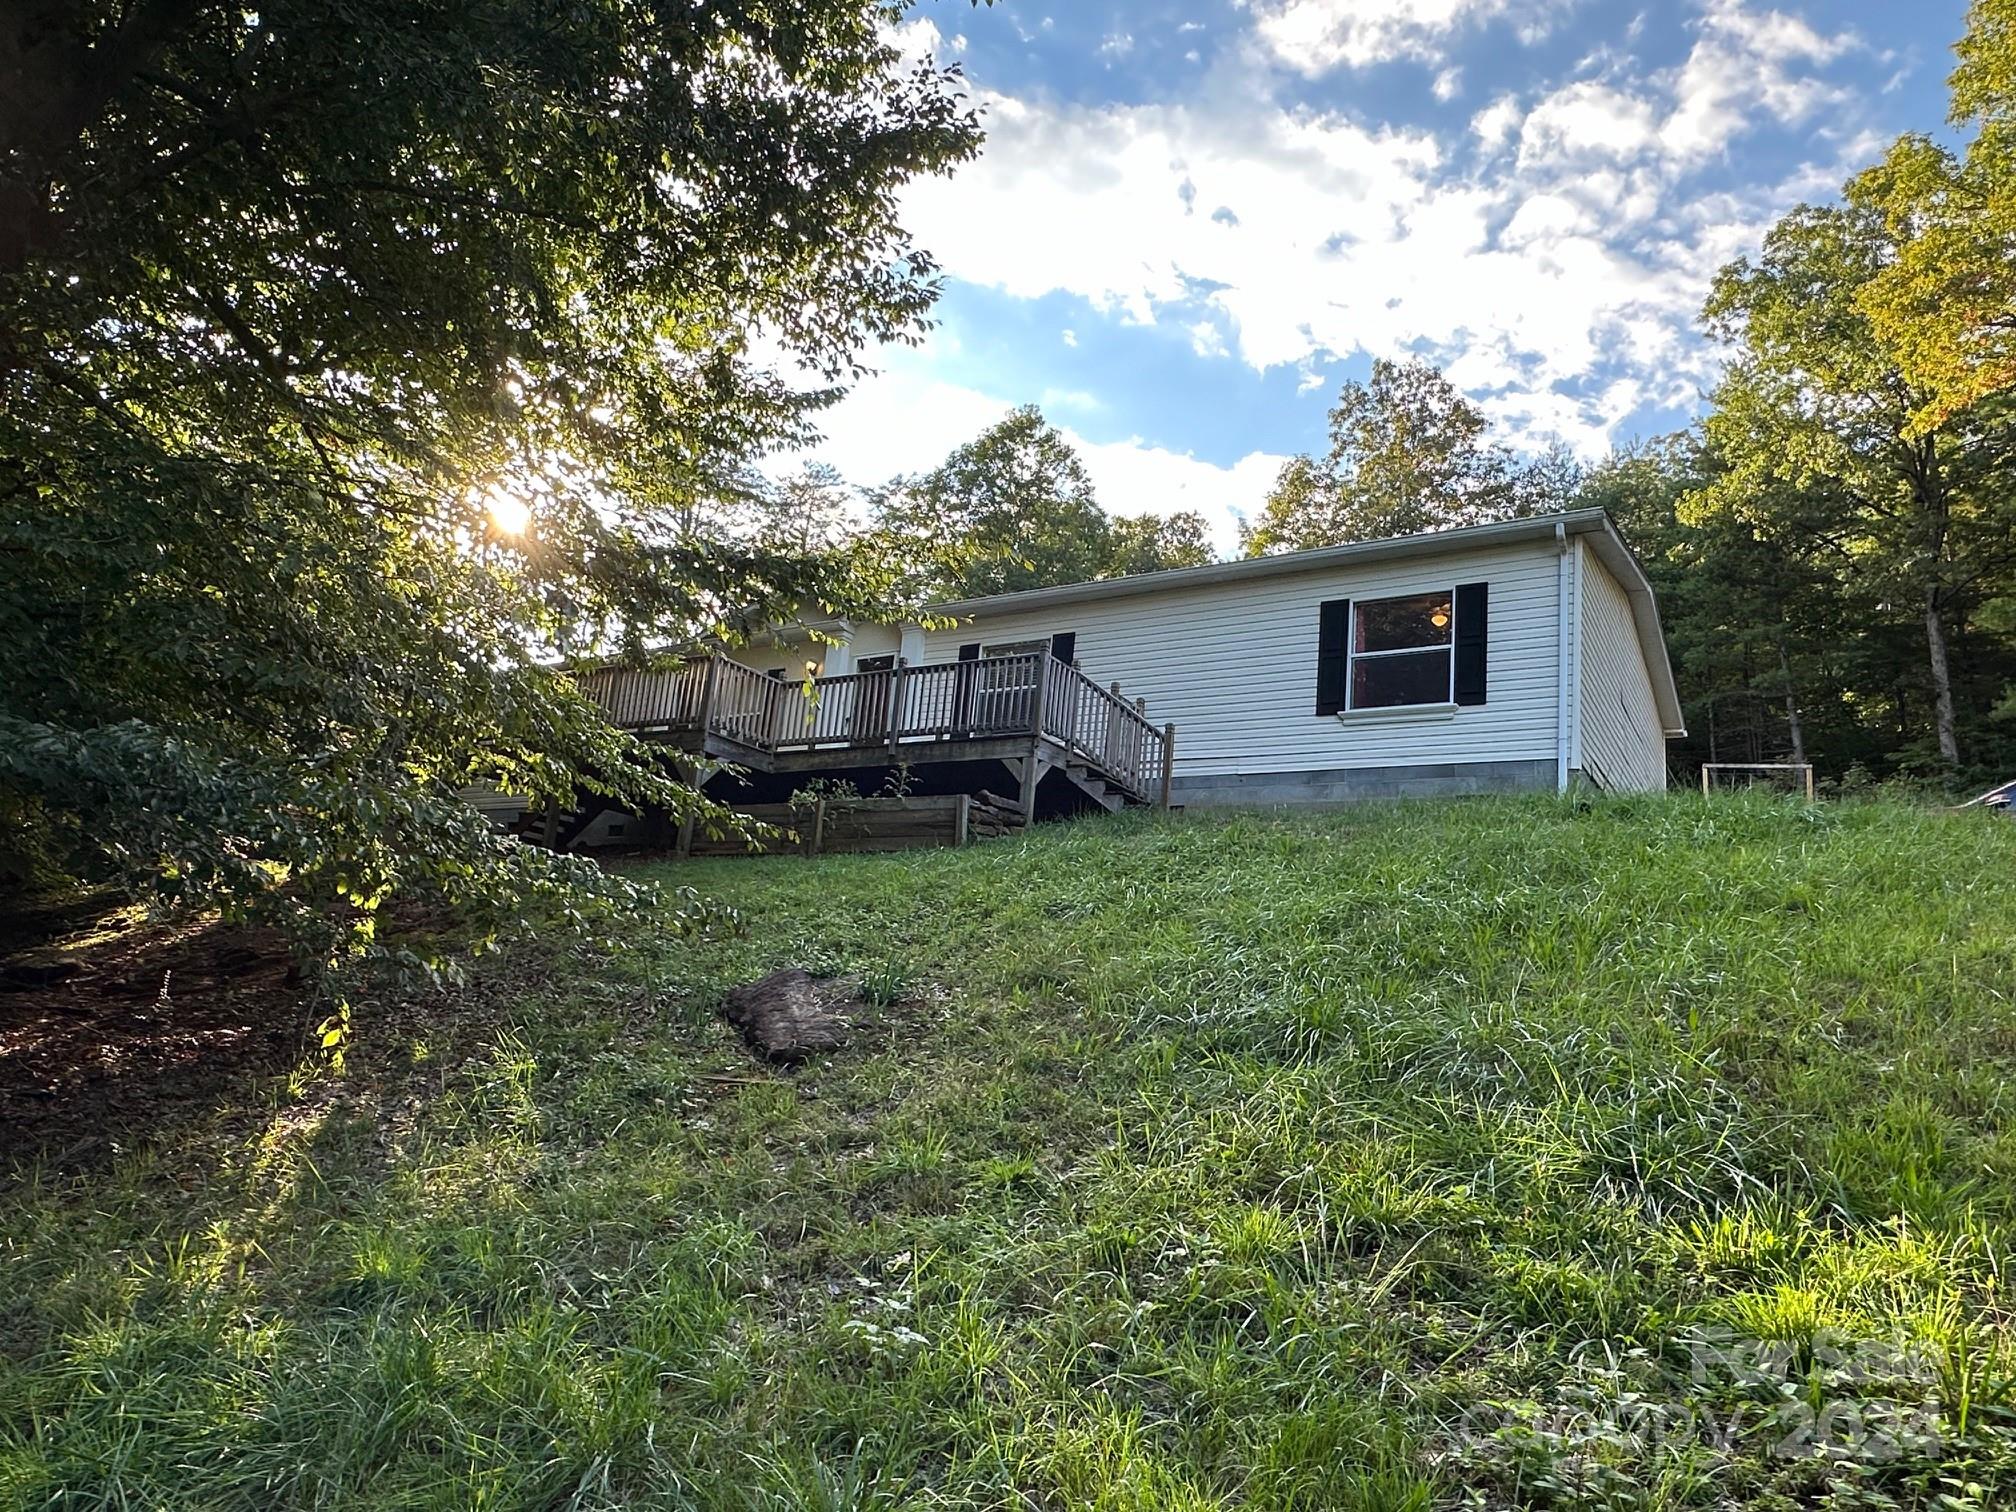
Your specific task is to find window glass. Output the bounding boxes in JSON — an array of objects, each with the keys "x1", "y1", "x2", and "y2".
[
  {"x1": 1353, "y1": 648, "x2": 1453, "y2": 709},
  {"x1": 1354, "y1": 593, "x2": 1453, "y2": 653}
]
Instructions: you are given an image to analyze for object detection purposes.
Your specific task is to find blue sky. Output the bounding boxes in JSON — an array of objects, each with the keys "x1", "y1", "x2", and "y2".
[{"x1": 797, "y1": 0, "x2": 1968, "y2": 550}]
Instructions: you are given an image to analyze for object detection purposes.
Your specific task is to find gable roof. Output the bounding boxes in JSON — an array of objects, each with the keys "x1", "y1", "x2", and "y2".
[{"x1": 925, "y1": 508, "x2": 1686, "y2": 739}]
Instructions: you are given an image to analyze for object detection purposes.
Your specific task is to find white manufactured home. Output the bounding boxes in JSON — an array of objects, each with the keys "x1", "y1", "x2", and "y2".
[{"x1": 554, "y1": 509, "x2": 1683, "y2": 846}]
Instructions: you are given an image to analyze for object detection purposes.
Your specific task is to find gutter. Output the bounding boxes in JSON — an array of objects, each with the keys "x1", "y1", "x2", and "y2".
[{"x1": 924, "y1": 508, "x2": 1620, "y2": 618}]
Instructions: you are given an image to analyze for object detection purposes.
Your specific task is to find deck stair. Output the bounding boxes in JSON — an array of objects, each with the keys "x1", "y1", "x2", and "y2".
[
  {"x1": 1061, "y1": 762, "x2": 1126, "y2": 814},
  {"x1": 513, "y1": 791, "x2": 626, "y2": 851}
]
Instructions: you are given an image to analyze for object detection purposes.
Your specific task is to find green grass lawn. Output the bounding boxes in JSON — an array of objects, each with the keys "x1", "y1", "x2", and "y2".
[{"x1": 5, "y1": 796, "x2": 2016, "y2": 1509}]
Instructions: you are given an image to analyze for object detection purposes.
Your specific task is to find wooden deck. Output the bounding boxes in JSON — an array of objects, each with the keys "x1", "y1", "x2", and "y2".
[{"x1": 577, "y1": 650, "x2": 1175, "y2": 812}]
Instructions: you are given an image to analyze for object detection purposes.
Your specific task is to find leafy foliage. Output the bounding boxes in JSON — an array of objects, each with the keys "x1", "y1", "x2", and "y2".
[
  {"x1": 1697, "y1": 201, "x2": 2016, "y2": 769},
  {"x1": 873, "y1": 405, "x2": 1115, "y2": 598},
  {"x1": 1241, "y1": 358, "x2": 1579, "y2": 555},
  {"x1": 872, "y1": 405, "x2": 1220, "y2": 598},
  {"x1": 1586, "y1": 440, "x2": 1953, "y2": 780},
  {"x1": 1104, "y1": 509, "x2": 1216, "y2": 576},
  {"x1": 1852, "y1": 0, "x2": 2016, "y2": 431},
  {"x1": 723, "y1": 463, "x2": 860, "y2": 554},
  {"x1": 0, "y1": 1, "x2": 982, "y2": 979}
]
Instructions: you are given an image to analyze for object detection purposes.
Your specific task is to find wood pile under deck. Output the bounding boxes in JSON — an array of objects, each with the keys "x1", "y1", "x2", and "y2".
[{"x1": 680, "y1": 792, "x2": 1027, "y2": 858}]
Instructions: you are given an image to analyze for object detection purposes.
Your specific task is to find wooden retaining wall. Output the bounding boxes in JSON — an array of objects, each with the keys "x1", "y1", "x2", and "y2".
[{"x1": 683, "y1": 793, "x2": 1022, "y2": 859}]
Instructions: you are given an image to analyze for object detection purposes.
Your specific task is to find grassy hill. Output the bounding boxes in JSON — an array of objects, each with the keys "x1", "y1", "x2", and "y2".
[{"x1": 5, "y1": 796, "x2": 2016, "y2": 1508}]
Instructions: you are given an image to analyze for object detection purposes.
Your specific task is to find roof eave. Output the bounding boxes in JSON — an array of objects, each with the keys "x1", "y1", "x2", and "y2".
[
  {"x1": 923, "y1": 509, "x2": 1621, "y2": 620},
  {"x1": 1575, "y1": 517, "x2": 1688, "y2": 738}
]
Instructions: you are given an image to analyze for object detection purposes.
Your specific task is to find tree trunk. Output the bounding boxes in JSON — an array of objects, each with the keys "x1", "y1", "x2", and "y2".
[
  {"x1": 1911, "y1": 436, "x2": 1962, "y2": 768},
  {"x1": 1924, "y1": 589, "x2": 1961, "y2": 767},
  {"x1": 1776, "y1": 637, "x2": 1807, "y2": 767}
]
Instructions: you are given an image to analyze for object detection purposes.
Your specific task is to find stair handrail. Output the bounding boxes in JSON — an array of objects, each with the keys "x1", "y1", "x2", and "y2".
[{"x1": 1040, "y1": 657, "x2": 1163, "y2": 796}]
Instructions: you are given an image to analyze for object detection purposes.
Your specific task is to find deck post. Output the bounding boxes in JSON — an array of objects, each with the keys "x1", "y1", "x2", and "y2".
[
  {"x1": 1019, "y1": 656, "x2": 1053, "y2": 818},
  {"x1": 886, "y1": 656, "x2": 908, "y2": 760},
  {"x1": 673, "y1": 757, "x2": 697, "y2": 858},
  {"x1": 1159, "y1": 722, "x2": 1176, "y2": 810},
  {"x1": 808, "y1": 796, "x2": 826, "y2": 856},
  {"x1": 697, "y1": 654, "x2": 722, "y2": 739},
  {"x1": 954, "y1": 792, "x2": 971, "y2": 846},
  {"x1": 1017, "y1": 745, "x2": 1043, "y2": 817}
]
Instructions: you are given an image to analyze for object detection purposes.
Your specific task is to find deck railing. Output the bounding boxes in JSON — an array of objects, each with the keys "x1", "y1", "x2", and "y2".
[
  {"x1": 575, "y1": 661, "x2": 711, "y2": 731},
  {"x1": 576, "y1": 650, "x2": 1170, "y2": 802},
  {"x1": 1038, "y1": 656, "x2": 1166, "y2": 797}
]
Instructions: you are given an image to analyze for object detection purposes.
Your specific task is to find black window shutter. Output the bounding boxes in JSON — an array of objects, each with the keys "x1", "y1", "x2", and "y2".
[
  {"x1": 1315, "y1": 599, "x2": 1350, "y2": 715},
  {"x1": 1049, "y1": 631, "x2": 1076, "y2": 665},
  {"x1": 957, "y1": 642, "x2": 981, "y2": 661},
  {"x1": 1453, "y1": 582, "x2": 1488, "y2": 706}
]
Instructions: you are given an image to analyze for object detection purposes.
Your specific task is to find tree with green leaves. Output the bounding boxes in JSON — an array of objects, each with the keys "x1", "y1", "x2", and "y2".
[
  {"x1": 0, "y1": 2, "x2": 981, "y2": 984},
  {"x1": 1105, "y1": 510, "x2": 1215, "y2": 577},
  {"x1": 873, "y1": 405, "x2": 1116, "y2": 598},
  {"x1": 727, "y1": 463, "x2": 860, "y2": 554},
  {"x1": 1700, "y1": 200, "x2": 2016, "y2": 769},
  {"x1": 1240, "y1": 357, "x2": 1558, "y2": 555},
  {"x1": 1583, "y1": 438, "x2": 1891, "y2": 775},
  {"x1": 1852, "y1": 0, "x2": 2016, "y2": 431}
]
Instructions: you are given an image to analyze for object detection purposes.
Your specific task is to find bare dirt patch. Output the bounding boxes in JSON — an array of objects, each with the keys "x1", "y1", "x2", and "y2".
[{"x1": 0, "y1": 897, "x2": 308, "y2": 1167}]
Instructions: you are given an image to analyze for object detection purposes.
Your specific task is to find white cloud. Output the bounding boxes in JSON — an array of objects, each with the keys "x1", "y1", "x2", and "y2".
[
  {"x1": 789, "y1": 361, "x2": 1285, "y2": 553},
  {"x1": 1039, "y1": 386, "x2": 1104, "y2": 413},
  {"x1": 1072, "y1": 434, "x2": 1290, "y2": 545},
  {"x1": 1433, "y1": 66, "x2": 1466, "y2": 101},
  {"x1": 1659, "y1": 0, "x2": 1857, "y2": 161},
  {"x1": 1253, "y1": 0, "x2": 1490, "y2": 72},
  {"x1": 1500, "y1": 5, "x2": 1856, "y2": 175},
  {"x1": 1516, "y1": 81, "x2": 1660, "y2": 168},
  {"x1": 1497, "y1": 191, "x2": 1597, "y2": 245},
  {"x1": 1189, "y1": 320, "x2": 1230, "y2": 358},
  {"x1": 1471, "y1": 94, "x2": 1524, "y2": 149},
  {"x1": 891, "y1": 0, "x2": 1876, "y2": 457},
  {"x1": 1250, "y1": 0, "x2": 1570, "y2": 74},
  {"x1": 886, "y1": 15, "x2": 945, "y2": 71}
]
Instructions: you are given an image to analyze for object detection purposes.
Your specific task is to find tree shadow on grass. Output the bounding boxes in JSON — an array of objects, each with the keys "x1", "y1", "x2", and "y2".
[{"x1": 0, "y1": 895, "x2": 311, "y2": 1171}]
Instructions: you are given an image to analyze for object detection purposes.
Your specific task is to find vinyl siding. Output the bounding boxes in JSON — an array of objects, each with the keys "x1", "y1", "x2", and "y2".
[
  {"x1": 848, "y1": 623, "x2": 902, "y2": 663},
  {"x1": 909, "y1": 538, "x2": 1567, "y2": 779},
  {"x1": 741, "y1": 649, "x2": 812, "y2": 678},
  {"x1": 1576, "y1": 544, "x2": 1667, "y2": 791}
]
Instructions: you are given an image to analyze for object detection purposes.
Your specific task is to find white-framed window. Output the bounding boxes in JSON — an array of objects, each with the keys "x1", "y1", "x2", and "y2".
[
  {"x1": 1349, "y1": 590, "x2": 1455, "y2": 710},
  {"x1": 982, "y1": 638, "x2": 1047, "y2": 657}
]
